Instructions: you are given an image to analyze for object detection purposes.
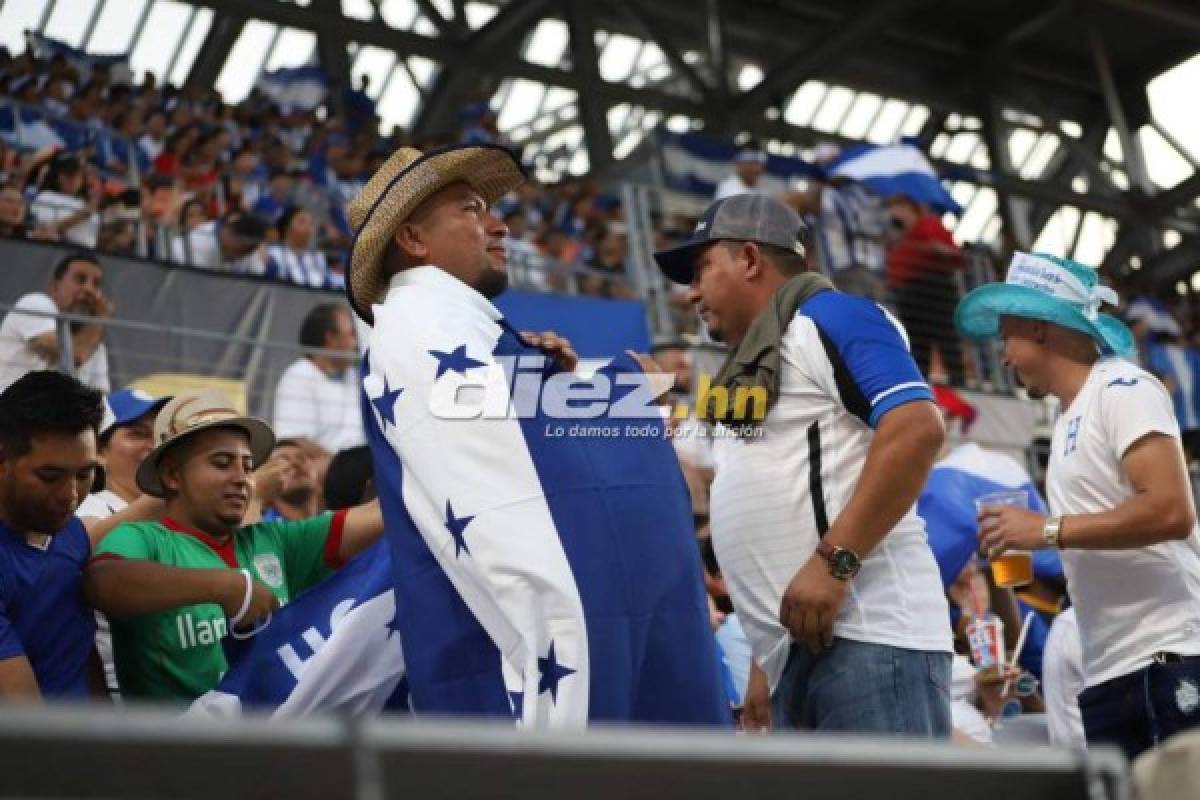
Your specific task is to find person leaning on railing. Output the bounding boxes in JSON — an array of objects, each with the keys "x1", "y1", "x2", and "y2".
[
  {"x1": 28, "y1": 151, "x2": 101, "y2": 249},
  {"x1": 0, "y1": 251, "x2": 112, "y2": 393}
]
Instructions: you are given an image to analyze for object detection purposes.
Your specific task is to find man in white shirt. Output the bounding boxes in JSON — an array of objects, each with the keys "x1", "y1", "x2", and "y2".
[
  {"x1": 169, "y1": 211, "x2": 268, "y2": 275},
  {"x1": 273, "y1": 303, "x2": 364, "y2": 455},
  {"x1": 0, "y1": 252, "x2": 111, "y2": 392},
  {"x1": 713, "y1": 143, "x2": 785, "y2": 201},
  {"x1": 958, "y1": 251, "x2": 1200, "y2": 760},
  {"x1": 655, "y1": 193, "x2": 953, "y2": 736}
]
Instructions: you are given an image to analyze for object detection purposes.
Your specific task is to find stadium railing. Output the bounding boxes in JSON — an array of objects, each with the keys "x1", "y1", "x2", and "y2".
[{"x1": 0, "y1": 703, "x2": 1130, "y2": 800}]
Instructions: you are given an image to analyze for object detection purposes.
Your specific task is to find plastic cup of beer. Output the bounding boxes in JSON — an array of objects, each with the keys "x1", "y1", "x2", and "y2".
[{"x1": 975, "y1": 489, "x2": 1034, "y2": 588}]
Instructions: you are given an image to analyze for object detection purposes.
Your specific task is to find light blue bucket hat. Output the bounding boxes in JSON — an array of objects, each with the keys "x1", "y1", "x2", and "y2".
[{"x1": 955, "y1": 251, "x2": 1134, "y2": 357}]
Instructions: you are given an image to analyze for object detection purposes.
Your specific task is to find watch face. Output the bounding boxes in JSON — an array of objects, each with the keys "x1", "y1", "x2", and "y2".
[{"x1": 831, "y1": 549, "x2": 859, "y2": 577}]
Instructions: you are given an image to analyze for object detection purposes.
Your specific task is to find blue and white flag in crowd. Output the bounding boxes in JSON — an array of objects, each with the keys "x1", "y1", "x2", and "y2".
[
  {"x1": 918, "y1": 441, "x2": 1063, "y2": 588},
  {"x1": 256, "y1": 66, "x2": 330, "y2": 114},
  {"x1": 827, "y1": 142, "x2": 962, "y2": 215},
  {"x1": 24, "y1": 32, "x2": 132, "y2": 84},
  {"x1": 190, "y1": 541, "x2": 408, "y2": 718},
  {"x1": 656, "y1": 129, "x2": 821, "y2": 198}
]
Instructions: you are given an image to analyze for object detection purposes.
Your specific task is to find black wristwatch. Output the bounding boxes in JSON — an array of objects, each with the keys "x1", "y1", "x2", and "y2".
[{"x1": 816, "y1": 540, "x2": 862, "y2": 581}]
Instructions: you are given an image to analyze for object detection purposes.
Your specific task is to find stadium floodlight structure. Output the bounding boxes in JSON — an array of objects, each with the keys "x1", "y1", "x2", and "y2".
[{"x1": 8, "y1": 0, "x2": 1199, "y2": 288}]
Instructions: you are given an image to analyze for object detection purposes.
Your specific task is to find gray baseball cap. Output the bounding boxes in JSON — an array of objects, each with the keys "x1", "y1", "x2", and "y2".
[{"x1": 654, "y1": 193, "x2": 808, "y2": 284}]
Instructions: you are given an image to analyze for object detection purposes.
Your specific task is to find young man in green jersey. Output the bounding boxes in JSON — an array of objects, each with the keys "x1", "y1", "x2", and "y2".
[{"x1": 84, "y1": 388, "x2": 385, "y2": 703}]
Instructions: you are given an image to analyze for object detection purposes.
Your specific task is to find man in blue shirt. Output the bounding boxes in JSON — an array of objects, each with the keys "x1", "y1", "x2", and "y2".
[{"x1": 0, "y1": 370, "x2": 106, "y2": 699}]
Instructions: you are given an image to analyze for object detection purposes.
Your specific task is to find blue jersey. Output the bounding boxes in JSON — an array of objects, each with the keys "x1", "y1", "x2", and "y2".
[{"x1": 0, "y1": 518, "x2": 96, "y2": 697}]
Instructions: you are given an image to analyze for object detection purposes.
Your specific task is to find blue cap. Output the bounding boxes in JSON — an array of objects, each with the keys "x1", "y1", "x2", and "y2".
[{"x1": 102, "y1": 388, "x2": 170, "y2": 436}]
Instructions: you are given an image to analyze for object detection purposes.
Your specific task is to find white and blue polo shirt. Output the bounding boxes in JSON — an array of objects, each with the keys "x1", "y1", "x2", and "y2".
[{"x1": 709, "y1": 289, "x2": 952, "y2": 691}]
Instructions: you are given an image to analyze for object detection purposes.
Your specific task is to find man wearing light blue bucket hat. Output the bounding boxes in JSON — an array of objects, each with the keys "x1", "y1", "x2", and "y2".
[{"x1": 955, "y1": 251, "x2": 1200, "y2": 760}]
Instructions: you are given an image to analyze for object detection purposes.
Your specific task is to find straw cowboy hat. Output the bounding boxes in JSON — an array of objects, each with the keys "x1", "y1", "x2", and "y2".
[
  {"x1": 345, "y1": 143, "x2": 526, "y2": 324},
  {"x1": 955, "y1": 251, "x2": 1133, "y2": 357},
  {"x1": 135, "y1": 388, "x2": 275, "y2": 498}
]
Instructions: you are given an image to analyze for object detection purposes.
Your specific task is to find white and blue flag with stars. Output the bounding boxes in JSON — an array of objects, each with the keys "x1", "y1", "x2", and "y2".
[
  {"x1": 360, "y1": 266, "x2": 728, "y2": 729},
  {"x1": 189, "y1": 541, "x2": 409, "y2": 718}
]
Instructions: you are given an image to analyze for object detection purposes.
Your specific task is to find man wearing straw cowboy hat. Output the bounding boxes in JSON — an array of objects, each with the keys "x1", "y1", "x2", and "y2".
[
  {"x1": 957, "y1": 251, "x2": 1200, "y2": 759},
  {"x1": 84, "y1": 388, "x2": 386, "y2": 702},
  {"x1": 346, "y1": 143, "x2": 727, "y2": 727}
]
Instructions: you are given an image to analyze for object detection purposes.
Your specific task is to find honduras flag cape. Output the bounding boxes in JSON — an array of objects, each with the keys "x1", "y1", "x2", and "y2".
[
  {"x1": 360, "y1": 266, "x2": 728, "y2": 729},
  {"x1": 190, "y1": 541, "x2": 409, "y2": 718},
  {"x1": 918, "y1": 441, "x2": 1063, "y2": 588}
]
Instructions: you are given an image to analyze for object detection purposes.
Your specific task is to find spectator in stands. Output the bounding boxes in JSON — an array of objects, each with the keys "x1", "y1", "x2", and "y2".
[
  {"x1": 0, "y1": 251, "x2": 112, "y2": 392},
  {"x1": 323, "y1": 445, "x2": 375, "y2": 511},
  {"x1": 170, "y1": 209, "x2": 267, "y2": 273},
  {"x1": 273, "y1": 303, "x2": 363, "y2": 455},
  {"x1": 959, "y1": 251, "x2": 1200, "y2": 760},
  {"x1": 1042, "y1": 606, "x2": 1085, "y2": 749},
  {"x1": 29, "y1": 151, "x2": 101, "y2": 248},
  {"x1": 791, "y1": 146, "x2": 890, "y2": 304},
  {"x1": 265, "y1": 206, "x2": 332, "y2": 288},
  {"x1": 0, "y1": 181, "x2": 31, "y2": 239},
  {"x1": 138, "y1": 108, "x2": 168, "y2": 163},
  {"x1": 655, "y1": 193, "x2": 952, "y2": 736},
  {"x1": 177, "y1": 197, "x2": 209, "y2": 236},
  {"x1": 887, "y1": 193, "x2": 965, "y2": 385},
  {"x1": 581, "y1": 226, "x2": 631, "y2": 298},
  {"x1": 0, "y1": 371, "x2": 105, "y2": 699},
  {"x1": 256, "y1": 438, "x2": 323, "y2": 522},
  {"x1": 76, "y1": 389, "x2": 169, "y2": 523},
  {"x1": 713, "y1": 142, "x2": 780, "y2": 201},
  {"x1": 75, "y1": 387, "x2": 170, "y2": 699},
  {"x1": 83, "y1": 388, "x2": 386, "y2": 702},
  {"x1": 252, "y1": 167, "x2": 297, "y2": 225}
]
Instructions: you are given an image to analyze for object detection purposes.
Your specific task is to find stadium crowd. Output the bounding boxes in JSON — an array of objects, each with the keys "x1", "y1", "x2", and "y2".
[
  {"x1": 2, "y1": 35, "x2": 1200, "y2": 788},
  {"x1": 0, "y1": 42, "x2": 634, "y2": 298}
]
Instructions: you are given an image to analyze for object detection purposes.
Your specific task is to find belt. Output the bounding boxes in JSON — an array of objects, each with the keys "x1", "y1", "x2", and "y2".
[{"x1": 1152, "y1": 652, "x2": 1200, "y2": 665}]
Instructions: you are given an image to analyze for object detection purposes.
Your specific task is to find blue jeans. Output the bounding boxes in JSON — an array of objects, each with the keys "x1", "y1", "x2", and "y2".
[
  {"x1": 771, "y1": 638, "x2": 952, "y2": 737},
  {"x1": 1078, "y1": 655, "x2": 1200, "y2": 761}
]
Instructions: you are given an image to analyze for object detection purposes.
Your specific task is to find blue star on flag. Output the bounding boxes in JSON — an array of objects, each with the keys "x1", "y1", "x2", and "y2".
[
  {"x1": 370, "y1": 378, "x2": 404, "y2": 427},
  {"x1": 537, "y1": 640, "x2": 575, "y2": 705},
  {"x1": 429, "y1": 344, "x2": 486, "y2": 380},
  {"x1": 444, "y1": 500, "x2": 474, "y2": 558}
]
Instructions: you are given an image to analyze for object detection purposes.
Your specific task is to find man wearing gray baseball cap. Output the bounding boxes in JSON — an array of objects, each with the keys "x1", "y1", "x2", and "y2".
[{"x1": 655, "y1": 193, "x2": 953, "y2": 738}]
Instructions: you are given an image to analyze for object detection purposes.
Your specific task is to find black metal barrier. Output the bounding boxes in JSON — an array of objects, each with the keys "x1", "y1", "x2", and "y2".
[{"x1": 0, "y1": 705, "x2": 1128, "y2": 800}]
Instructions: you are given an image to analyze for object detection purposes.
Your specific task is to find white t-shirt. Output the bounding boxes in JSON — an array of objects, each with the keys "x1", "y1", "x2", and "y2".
[
  {"x1": 1042, "y1": 607, "x2": 1086, "y2": 750},
  {"x1": 76, "y1": 489, "x2": 127, "y2": 520},
  {"x1": 709, "y1": 290, "x2": 951, "y2": 691},
  {"x1": 273, "y1": 358, "x2": 365, "y2": 454},
  {"x1": 1048, "y1": 357, "x2": 1200, "y2": 687},
  {"x1": 713, "y1": 173, "x2": 785, "y2": 201},
  {"x1": 0, "y1": 293, "x2": 110, "y2": 392},
  {"x1": 170, "y1": 221, "x2": 266, "y2": 275},
  {"x1": 74, "y1": 489, "x2": 127, "y2": 698},
  {"x1": 29, "y1": 190, "x2": 98, "y2": 248}
]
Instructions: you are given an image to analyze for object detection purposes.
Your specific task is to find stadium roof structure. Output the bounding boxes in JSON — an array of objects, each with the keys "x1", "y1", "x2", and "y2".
[{"x1": 4, "y1": 0, "x2": 1200, "y2": 288}]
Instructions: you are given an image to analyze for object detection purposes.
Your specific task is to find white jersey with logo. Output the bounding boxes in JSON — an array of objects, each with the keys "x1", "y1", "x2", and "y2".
[
  {"x1": 709, "y1": 290, "x2": 952, "y2": 691},
  {"x1": 1047, "y1": 356, "x2": 1200, "y2": 687}
]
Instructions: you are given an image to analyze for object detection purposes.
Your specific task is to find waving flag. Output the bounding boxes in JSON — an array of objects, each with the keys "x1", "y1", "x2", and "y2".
[
  {"x1": 361, "y1": 266, "x2": 728, "y2": 729},
  {"x1": 190, "y1": 541, "x2": 409, "y2": 718},
  {"x1": 656, "y1": 129, "x2": 821, "y2": 198},
  {"x1": 256, "y1": 66, "x2": 330, "y2": 113},
  {"x1": 828, "y1": 142, "x2": 962, "y2": 215},
  {"x1": 25, "y1": 32, "x2": 132, "y2": 84},
  {"x1": 918, "y1": 441, "x2": 1063, "y2": 588}
]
